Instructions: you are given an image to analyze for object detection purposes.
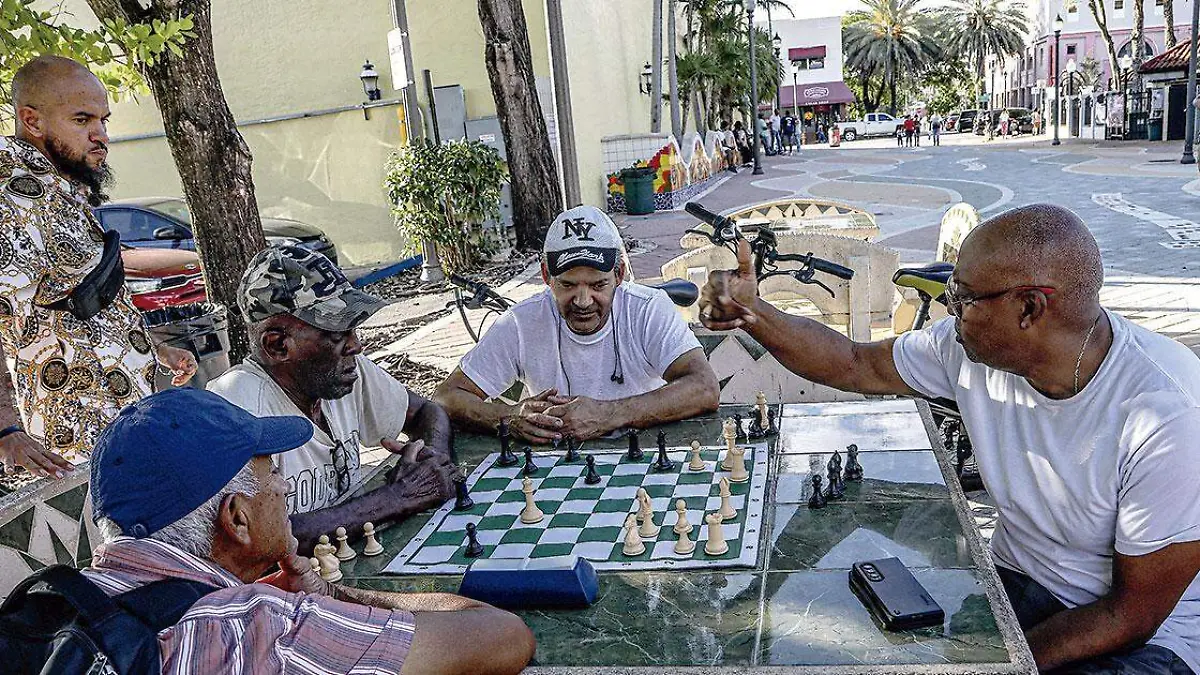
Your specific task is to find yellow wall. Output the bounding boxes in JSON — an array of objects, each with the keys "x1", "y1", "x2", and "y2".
[{"x1": 560, "y1": 0, "x2": 654, "y2": 206}]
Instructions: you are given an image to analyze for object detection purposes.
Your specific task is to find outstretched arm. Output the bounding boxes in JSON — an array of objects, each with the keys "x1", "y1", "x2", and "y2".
[{"x1": 434, "y1": 369, "x2": 565, "y2": 444}]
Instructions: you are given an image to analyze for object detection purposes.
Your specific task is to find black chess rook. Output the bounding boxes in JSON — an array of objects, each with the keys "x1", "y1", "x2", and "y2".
[{"x1": 627, "y1": 430, "x2": 644, "y2": 461}]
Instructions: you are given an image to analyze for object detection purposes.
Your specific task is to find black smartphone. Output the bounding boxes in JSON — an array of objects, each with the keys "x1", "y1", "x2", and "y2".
[{"x1": 849, "y1": 557, "x2": 945, "y2": 631}]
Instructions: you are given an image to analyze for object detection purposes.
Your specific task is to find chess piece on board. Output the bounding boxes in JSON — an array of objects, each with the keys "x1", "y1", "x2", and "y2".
[
  {"x1": 766, "y1": 408, "x2": 778, "y2": 435},
  {"x1": 638, "y1": 503, "x2": 661, "y2": 538},
  {"x1": 362, "y1": 522, "x2": 384, "y2": 556},
  {"x1": 673, "y1": 499, "x2": 693, "y2": 534},
  {"x1": 584, "y1": 454, "x2": 602, "y2": 484},
  {"x1": 316, "y1": 536, "x2": 342, "y2": 582},
  {"x1": 826, "y1": 462, "x2": 845, "y2": 500},
  {"x1": 844, "y1": 444, "x2": 864, "y2": 482},
  {"x1": 704, "y1": 513, "x2": 728, "y2": 555},
  {"x1": 519, "y1": 477, "x2": 545, "y2": 524},
  {"x1": 335, "y1": 526, "x2": 356, "y2": 561},
  {"x1": 496, "y1": 420, "x2": 518, "y2": 467},
  {"x1": 756, "y1": 391, "x2": 769, "y2": 428},
  {"x1": 651, "y1": 431, "x2": 674, "y2": 472},
  {"x1": 727, "y1": 446, "x2": 748, "y2": 483},
  {"x1": 622, "y1": 514, "x2": 646, "y2": 556},
  {"x1": 564, "y1": 437, "x2": 581, "y2": 463},
  {"x1": 687, "y1": 440, "x2": 705, "y2": 471},
  {"x1": 733, "y1": 413, "x2": 747, "y2": 441},
  {"x1": 627, "y1": 430, "x2": 644, "y2": 461},
  {"x1": 718, "y1": 477, "x2": 737, "y2": 520},
  {"x1": 721, "y1": 418, "x2": 737, "y2": 471},
  {"x1": 309, "y1": 557, "x2": 321, "y2": 574},
  {"x1": 635, "y1": 488, "x2": 653, "y2": 523},
  {"x1": 522, "y1": 446, "x2": 538, "y2": 476},
  {"x1": 464, "y1": 522, "x2": 485, "y2": 558},
  {"x1": 453, "y1": 476, "x2": 475, "y2": 512},
  {"x1": 674, "y1": 524, "x2": 696, "y2": 555},
  {"x1": 808, "y1": 475, "x2": 828, "y2": 509}
]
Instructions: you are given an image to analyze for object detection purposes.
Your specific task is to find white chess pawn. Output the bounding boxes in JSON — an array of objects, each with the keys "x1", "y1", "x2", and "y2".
[
  {"x1": 362, "y1": 522, "x2": 384, "y2": 556},
  {"x1": 638, "y1": 500, "x2": 661, "y2": 538},
  {"x1": 704, "y1": 512, "x2": 729, "y2": 556},
  {"x1": 688, "y1": 440, "x2": 705, "y2": 471},
  {"x1": 728, "y1": 446, "x2": 749, "y2": 483},
  {"x1": 314, "y1": 534, "x2": 334, "y2": 558},
  {"x1": 335, "y1": 526, "x2": 356, "y2": 561},
  {"x1": 635, "y1": 488, "x2": 653, "y2": 523},
  {"x1": 519, "y1": 476, "x2": 544, "y2": 524},
  {"x1": 718, "y1": 477, "x2": 737, "y2": 521},
  {"x1": 622, "y1": 514, "x2": 646, "y2": 556},
  {"x1": 309, "y1": 557, "x2": 321, "y2": 574},
  {"x1": 673, "y1": 499, "x2": 693, "y2": 535},
  {"x1": 674, "y1": 523, "x2": 696, "y2": 555}
]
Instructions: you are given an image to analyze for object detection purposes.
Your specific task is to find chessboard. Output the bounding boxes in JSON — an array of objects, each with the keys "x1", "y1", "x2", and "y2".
[{"x1": 384, "y1": 443, "x2": 770, "y2": 574}]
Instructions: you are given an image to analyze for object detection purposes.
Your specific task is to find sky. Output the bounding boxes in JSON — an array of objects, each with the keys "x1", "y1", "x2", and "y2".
[{"x1": 783, "y1": 0, "x2": 860, "y2": 19}]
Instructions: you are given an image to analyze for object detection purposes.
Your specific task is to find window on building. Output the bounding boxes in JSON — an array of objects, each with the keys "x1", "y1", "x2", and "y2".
[
  {"x1": 1114, "y1": 0, "x2": 1123, "y2": 8},
  {"x1": 1154, "y1": 0, "x2": 1163, "y2": 6},
  {"x1": 794, "y1": 57, "x2": 824, "y2": 70},
  {"x1": 1065, "y1": 0, "x2": 1078, "y2": 13},
  {"x1": 1066, "y1": 44, "x2": 1076, "y2": 56}
]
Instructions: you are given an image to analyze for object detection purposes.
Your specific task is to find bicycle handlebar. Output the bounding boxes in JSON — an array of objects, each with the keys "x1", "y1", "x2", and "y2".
[
  {"x1": 449, "y1": 273, "x2": 511, "y2": 310},
  {"x1": 771, "y1": 254, "x2": 853, "y2": 280}
]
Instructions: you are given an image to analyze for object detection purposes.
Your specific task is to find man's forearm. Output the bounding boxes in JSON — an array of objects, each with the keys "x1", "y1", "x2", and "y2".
[
  {"x1": 435, "y1": 387, "x2": 514, "y2": 435},
  {"x1": 291, "y1": 484, "x2": 424, "y2": 553},
  {"x1": 610, "y1": 373, "x2": 719, "y2": 430},
  {"x1": 409, "y1": 399, "x2": 456, "y2": 460},
  {"x1": 743, "y1": 298, "x2": 888, "y2": 394},
  {"x1": 331, "y1": 584, "x2": 485, "y2": 612},
  {"x1": 1026, "y1": 598, "x2": 1153, "y2": 671}
]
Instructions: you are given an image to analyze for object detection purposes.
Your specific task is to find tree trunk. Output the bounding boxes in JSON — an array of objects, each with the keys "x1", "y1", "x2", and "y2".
[
  {"x1": 1163, "y1": 0, "x2": 1176, "y2": 48},
  {"x1": 478, "y1": 0, "x2": 563, "y2": 250},
  {"x1": 85, "y1": 0, "x2": 265, "y2": 364},
  {"x1": 667, "y1": 0, "x2": 682, "y2": 139},
  {"x1": 1087, "y1": 0, "x2": 1121, "y2": 88},
  {"x1": 1132, "y1": 0, "x2": 1146, "y2": 89}
]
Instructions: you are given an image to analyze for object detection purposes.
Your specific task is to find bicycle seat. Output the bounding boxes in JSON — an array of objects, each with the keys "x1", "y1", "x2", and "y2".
[
  {"x1": 893, "y1": 262, "x2": 953, "y2": 298},
  {"x1": 647, "y1": 278, "x2": 699, "y2": 307}
]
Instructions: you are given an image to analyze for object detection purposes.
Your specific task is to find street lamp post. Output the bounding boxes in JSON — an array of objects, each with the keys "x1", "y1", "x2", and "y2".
[
  {"x1": 1119, "y1": 54, "x2": 1133, "y2": 138},
  {"x1": 792, "y1": 63, "x2": 800, "y2": 123},
  {"x1": 1067, "y1": 57, "x2": 1078, "y2": 137},
  {"x1": 747, "y1": 0, "x2": 764, "y2": 175},
  {"x1": 1181, "y1": 0, "x2": 1199, "y2": 164},
  {"x1": 1053, "y1": 14, "x2": 1063, "y2": 146},
  {"x1": 774, "y1": 33, "x2": 783, "y2": 111}
]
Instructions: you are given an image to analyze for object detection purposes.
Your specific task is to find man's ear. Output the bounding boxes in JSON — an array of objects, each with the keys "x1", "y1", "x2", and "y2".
[
  {"x1": 540, "y1": 261, "x2": 551, "y2": 286},
  {"x1": 1018, "y1": 291, "x2": 1049, "y2": 330},
  {"x1": 259, "y1": 327, "x2": 291, "y2": 362},
  {"x1": 216, "y1": 492, "x2": 253, "y2": 547},
  {"x1": 614, "y1": 259, "x2": 627, "y2": 285},
  {"x1": 15, "y1": 106, "x2": 45, "y2": 140}
]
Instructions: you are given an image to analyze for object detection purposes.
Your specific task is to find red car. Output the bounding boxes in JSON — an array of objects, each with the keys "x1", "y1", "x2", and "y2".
[{"x1": 121, "y1": 246, "x2": 207, "y2": 311}]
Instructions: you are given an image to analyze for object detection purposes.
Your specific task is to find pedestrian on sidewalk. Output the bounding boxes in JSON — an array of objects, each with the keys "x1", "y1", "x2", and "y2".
[
  {"x1": 1032, "y1": 109, "x2": 1042, "y2": 135},
  {"x1": 719, "y1": 120, "x2": 739, "y2": 173},
  {"x1": 781, "y1": 113, "x2": 797, "y2": 154},
  {"x1": 757, "y1": 113, "x2": 773, "y2": 156},
  {"x1": 903, "y1": 115, "x2": 915, "y2": 147},
  {"x1": 896, "y1": 124, "x2": 905, "y2": 147},
  {"x1": 734, "y1": 121, "x2": 752, "y2": 165},
  {"x1": 931, "y1": 112, "x2": 943, "y2": 146},
  {"x1": 770, "y1": 109, "x2": 783, "y2": 155},
  {"x1": 913, "y1": 115, "x2": 921, "y2": 146}
]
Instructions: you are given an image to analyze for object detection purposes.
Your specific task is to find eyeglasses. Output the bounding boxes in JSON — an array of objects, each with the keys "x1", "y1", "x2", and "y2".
[
  {"x1": 330, "y1": 440, "x2": 351, "y2": 494},
  {"x1": 944, "y1": 281, "x2": 1057, "y2": 315}
]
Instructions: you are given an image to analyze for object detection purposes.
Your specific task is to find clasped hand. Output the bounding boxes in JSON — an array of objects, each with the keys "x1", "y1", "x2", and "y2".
[{"x1": 508, "y1": 388, "x2": 616, "y2": 443}]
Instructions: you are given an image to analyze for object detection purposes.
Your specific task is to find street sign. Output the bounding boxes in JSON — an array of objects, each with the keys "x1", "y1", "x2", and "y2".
[
  {"x1": 978, "y1": 92, "x2": 992, "y2": 103},
  {"x1": 388, "y1": 28, "x2": 412, "y2": 90}
]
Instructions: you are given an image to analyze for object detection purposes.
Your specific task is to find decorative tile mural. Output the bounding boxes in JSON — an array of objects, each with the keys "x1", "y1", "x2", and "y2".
[
  {"x1": 0, "y1": 471, "x2": 98, "y2": 599},
  {"x1": 603, "y1": 132, "x2": 727, "y2": 213}
]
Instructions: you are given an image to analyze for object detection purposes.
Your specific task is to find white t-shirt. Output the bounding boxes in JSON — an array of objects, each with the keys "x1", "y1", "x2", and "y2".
[
  {"x1": 208, "y1": 356, "x2": 409, "y2": 515},
  {"x1": 894, "y1": 313, "x2": 1200, "y2": 671},
  {"x1": 460, "y1": 283, "x2": 702, "y2": 401},
  {"x1": 770, "y1": 115, "x2": 781, "y2": 132}
]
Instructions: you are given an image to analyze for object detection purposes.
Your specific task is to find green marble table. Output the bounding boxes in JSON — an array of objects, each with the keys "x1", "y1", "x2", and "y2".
[{"x1": 334, "y1": 400, "x2": 1035, "y2": 674}]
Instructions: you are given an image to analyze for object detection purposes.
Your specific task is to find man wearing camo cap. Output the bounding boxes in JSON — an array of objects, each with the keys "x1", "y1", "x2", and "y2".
[{"x1": 208, "y1": 246, "x2": 457, "y2": 552}]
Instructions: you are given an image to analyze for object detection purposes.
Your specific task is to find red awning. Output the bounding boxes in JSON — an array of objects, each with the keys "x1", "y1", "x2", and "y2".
[
  {"x1": 788, "y1": 46, "x2": 827, "y2": 61},
  {"x1": 780, "y1": 80, "x2": 856, "y2": 108}
]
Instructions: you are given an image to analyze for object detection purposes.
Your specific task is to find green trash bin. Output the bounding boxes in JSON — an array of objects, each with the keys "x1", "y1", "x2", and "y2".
[
  {"x1": 1148, "y1": 119, "x2": 1163, "y2": 141},
  {"x1": 621, "y1": 167, "x2": 656, "y2": 215}
]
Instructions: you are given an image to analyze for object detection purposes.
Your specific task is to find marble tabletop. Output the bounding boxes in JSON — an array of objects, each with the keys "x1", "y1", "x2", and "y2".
[{"x1": 334, "y1": 400, "x2": 1035, "y2": 674}]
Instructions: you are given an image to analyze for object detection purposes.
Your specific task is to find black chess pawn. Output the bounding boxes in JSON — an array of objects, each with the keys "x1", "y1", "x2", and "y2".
[
  {"x1": 583, "y1": 454, "x2": 602, "y2": 484},
  {"x1": 808, "y1": 474, "x2": 827, "y2": 509},
  {"x1": 733, "y1": 413, "x2": 747, "y2": 441},
  {"x1": 522, "y1": 446, "x2": 538, "y2": 476},
  {"x1": 463, "y1": 522, "x2": 485, "y2": 558},
  {"x1": 826, "y1": 464, "x2": 844, "y2": 500},
  {"x1": 453, "y1": 477, "x2": 474, "y2": 511},
  {"x1": 564, "y1": 437, "x2": 581, "y2": 463},
  {"x1": 627, "y1": 430, "x2": 644, "y2": 461},
  {"x1": 766, "y1": 408, "x2": 778, "y2": 435},
  {"x1": 496, "y1": 420, "x2": 518, "y2": 467},
  {"x1": 651, "y1": 431, "x2": 674, "y2": 472},
  {"x1": 844, "y1": 444, "x2": 864, "y2": 482}
]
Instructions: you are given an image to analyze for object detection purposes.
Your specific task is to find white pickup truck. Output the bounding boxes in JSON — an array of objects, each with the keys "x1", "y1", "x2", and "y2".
[{"x1": 838, "y1": 112, "x2": 903, "y2": 141}]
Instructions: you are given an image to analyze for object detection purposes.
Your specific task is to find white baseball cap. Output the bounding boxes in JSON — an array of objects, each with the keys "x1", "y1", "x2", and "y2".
[{"x1": 543, "y1": 205, "x2": 626, "y2": 276}]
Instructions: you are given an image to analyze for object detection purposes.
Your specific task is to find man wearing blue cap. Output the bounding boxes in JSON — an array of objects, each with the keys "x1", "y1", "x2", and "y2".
[{"x1": 83, "y1": 388, "x2": 534, "y2": 673}]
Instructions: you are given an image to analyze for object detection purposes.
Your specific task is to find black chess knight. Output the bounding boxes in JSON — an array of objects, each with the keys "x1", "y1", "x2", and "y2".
[
  {"x1": 844, "y1": 444, "x2": 864, "y2": 482},
  {"x1": 733, "y1": 413, "x2": 747, "y2": 441},
  {"x1": 747, "y1": 407, "x2": 779, "y2": 439}
]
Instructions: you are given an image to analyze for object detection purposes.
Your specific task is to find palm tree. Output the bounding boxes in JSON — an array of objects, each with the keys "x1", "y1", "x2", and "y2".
[
  {"x1": 941, "y1": 0, "x2": 1029, "y2": 104},
  {"x1": 1086, "y1": 0, "x2": 1120, "y2": 88},
  {"x1": 1131, "y1": 0, "x2": 1146, "y2": 89},
  {"x1": 1163, "y1": 0, "x2": 1176, "y2": 49},
  {"x1": 843, "y1": 0, "x2": 942, "y2": 115}
]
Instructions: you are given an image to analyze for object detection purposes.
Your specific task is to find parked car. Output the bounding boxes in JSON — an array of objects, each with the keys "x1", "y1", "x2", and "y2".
[
  {"x1": 96, "y1": 197, "x2": 339, "y2": 265},
  {"x1": 122, "y1": 246, "x2": 207, "y2": 311},
  {"x1": 955, "y1": 109, "x2": 980, "y2": 133},
  {"x1": 838, "y1": 112, "x2": 904, "y2": 141},
  {"x1": 945, "y1": 113, "x2": 960, "y2": 132}
]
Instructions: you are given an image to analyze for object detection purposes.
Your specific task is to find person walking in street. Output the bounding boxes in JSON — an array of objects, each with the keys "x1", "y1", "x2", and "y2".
[
  {"x1": 770, "y1": 109, "x2": 783, "y2": 155},
  {"x1": 757, "y1": 113, "x2": 772, "y2": 156},
  {"x1": 1032, "y1": 109, "x2": 1043, "y2": 135},
  {"x1": 913, "y1": 115, "x2": 922, "y2": 146},
  {"x1": 931, "y1": 112, "x2": 943, "y2": 147},
  {"x1": 781, "y1": 113, "x2": 798, "y2": 154},
  {"x1": 903, "y1": 115, "x2": 915, "y2": 147}
]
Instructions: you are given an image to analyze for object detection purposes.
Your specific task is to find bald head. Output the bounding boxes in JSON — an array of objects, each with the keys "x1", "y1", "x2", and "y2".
[
  {"x1": 12, "y1": 55, "x2": 103, "y2": 111},
  {"x1": 958, "y1": 204, "x2": 1104, "y2": 321}
]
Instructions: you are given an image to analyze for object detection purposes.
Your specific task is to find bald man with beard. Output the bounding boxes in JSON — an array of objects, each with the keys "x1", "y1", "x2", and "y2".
[
  {"x1": 0, "y1": 56, "x2": 196, "y2": 478},
  {"x1": 700, "y1": 204, "x2": 1200, "y2": 674}
]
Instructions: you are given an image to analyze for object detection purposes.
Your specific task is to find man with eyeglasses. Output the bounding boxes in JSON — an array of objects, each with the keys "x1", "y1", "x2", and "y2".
[
  {"x1": 699, "y1": 203, "x2": 1200, "y2": 674},
  {"x1": 209, "y1": 246, "x2": 458, "y2": 552}
]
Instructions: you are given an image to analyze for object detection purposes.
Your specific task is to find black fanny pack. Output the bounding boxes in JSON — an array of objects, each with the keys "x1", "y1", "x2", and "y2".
[{"x1": 36, "y1": 229, "x2": 126, "y2": 321}]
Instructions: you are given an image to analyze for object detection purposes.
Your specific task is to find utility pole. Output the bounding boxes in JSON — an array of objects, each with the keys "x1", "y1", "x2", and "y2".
[
  {"x1": 747, "y1": 0, "x2": 763, "y2": 175},
  {"x1": 651, "y1": 0, "x2": 663, "y2": 132},
  {"x1": 1053, "y1": 15, "x2": 1063, "y2": 146},
  {"x1": 546, "y1": 0, "x2": 581, "y2": 205},
  {"x1": 668, "y1": 0, "x2": 682, "y2": 140},
  {"x1": 1181, "y1": 0, "x2": 1198, "y2": 164}
]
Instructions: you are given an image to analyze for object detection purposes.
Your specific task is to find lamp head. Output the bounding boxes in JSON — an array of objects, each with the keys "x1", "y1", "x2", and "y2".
[
  {"x1": 1053, "y1": 14, "x2": 1064, "y2": 33},
  {"x1": 360, "y1": 60, "x2": 381, "y2": 101}
]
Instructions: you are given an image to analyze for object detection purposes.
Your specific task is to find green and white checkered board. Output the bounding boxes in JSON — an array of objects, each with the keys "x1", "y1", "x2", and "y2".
[{"x1": 383, "y1": 444, "x2": 770, "y2": 574}]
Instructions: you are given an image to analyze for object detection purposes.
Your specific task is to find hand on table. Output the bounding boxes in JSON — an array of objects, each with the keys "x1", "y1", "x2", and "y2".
[
  {"x1": 507, "y1": 388, "x2": 564, "y2": 444},
  {"x1": 543, "y1": 396, "x2": 616, "y2": 441},
  {"x1": 156, "y1": 344, "x2": 198, "y2": 386},
  {"x1": 383, "y1": 441, "x2": 459, "y2": 513},
  {"x1": 0, "y1": 431, "x2": 73, "y2": 479},
  {"x1": 698, "y1": 238, "x2": 761, "y2": 331}
]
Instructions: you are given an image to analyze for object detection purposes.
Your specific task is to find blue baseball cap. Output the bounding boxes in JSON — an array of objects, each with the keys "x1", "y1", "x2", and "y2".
[{"x1": 90, "y1": 388, "x2": 313, "y2": 538}]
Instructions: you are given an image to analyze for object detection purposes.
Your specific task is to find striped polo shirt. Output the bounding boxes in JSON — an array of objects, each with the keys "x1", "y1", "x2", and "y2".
[{"x1": 83, "y1": 537, "x2": 415, "y2": 673}]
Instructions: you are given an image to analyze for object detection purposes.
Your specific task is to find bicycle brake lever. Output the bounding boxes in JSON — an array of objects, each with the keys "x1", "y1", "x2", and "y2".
[{"x1": 808, "y1": 277, "x2": 836, "y2": 298}]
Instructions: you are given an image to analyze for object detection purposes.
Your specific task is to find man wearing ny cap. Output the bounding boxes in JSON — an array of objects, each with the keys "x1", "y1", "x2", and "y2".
[
  {"x1": 82, "y1": 388, "x2": 534, "y2": 674},
  {"x1": 208, "y1": 246, "x2": 458, "y2": 551},
  {"x1": 436, "y1": 205, "x2": 718, "y2": 443}
]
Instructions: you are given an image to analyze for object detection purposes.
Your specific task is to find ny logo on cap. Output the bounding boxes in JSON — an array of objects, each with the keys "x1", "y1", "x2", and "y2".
[{"x1": 562, "y1": 217, "x2": 596, "y2": 241}]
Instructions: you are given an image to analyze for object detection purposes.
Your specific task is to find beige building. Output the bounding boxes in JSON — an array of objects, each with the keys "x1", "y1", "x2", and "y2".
[{"x1": 51, "y1": 0, "x2": 657, "y2": 267}]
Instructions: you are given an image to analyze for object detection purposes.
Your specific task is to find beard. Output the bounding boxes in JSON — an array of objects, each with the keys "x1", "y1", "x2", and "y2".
[{"x1": 44, "y1": 136, "x2": 114, "y2": 206}]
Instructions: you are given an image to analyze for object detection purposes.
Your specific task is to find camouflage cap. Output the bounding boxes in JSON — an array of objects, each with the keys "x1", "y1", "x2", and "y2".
[{"x1": 238, "y1": 246, "x2": 387, "y2": 332}]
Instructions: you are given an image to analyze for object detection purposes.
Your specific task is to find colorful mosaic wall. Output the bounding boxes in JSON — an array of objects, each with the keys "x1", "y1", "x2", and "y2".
[
  {"x1": 0, "y1": 471, "x2": 97, "y2": 599},
  {"x1": 603, "y1": 132, "x2": 728, "y2": 213}
]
